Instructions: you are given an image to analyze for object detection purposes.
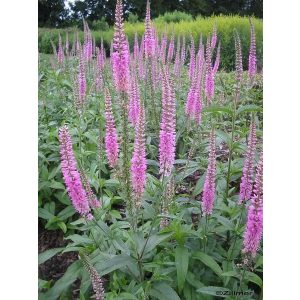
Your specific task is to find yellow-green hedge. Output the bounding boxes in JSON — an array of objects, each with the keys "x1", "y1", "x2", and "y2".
[{"x1": 38, "y1": 15, "x2": 262, "y2": 71}]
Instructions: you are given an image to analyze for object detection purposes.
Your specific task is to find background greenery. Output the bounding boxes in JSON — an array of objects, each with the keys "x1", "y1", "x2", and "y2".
[
  {"x1": 38, "y1": 15, "x2": 263, "y2": 71},
  {"x1": 39, "y1": 0, "x2": 263, "y2": 27}
]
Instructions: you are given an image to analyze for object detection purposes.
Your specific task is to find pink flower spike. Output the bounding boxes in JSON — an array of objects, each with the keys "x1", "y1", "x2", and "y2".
[
  {"x1": 58, "y1": 126, "x2": 90, "y2": 216},
  {"x1": 243, "y1": 152, "x2": 263, "y2": 257},
  {"x1": 201, "y1": 130, "x2": 216, "y2": 216},
  {"x1": 131, "y1": 105, "x2": 147, "y2": 209},
  {"x1": 211, "y1": 23, "x2": 217, "y2": 50},
  {"x1": 129, "y1": 74, "x2": 141, "y2": 126},
  {"x1": 188, "y1": 36, "x2": 195, "y2": 81},
  {"x1": 144, "y1": 0, "x2": 155, "y2": 58},
  {"x1": 104, "y1": 88, "x2": 119, "y2": 168},
  {"x1": 239, "y1": 120, "x2": 257, "y2": 204},
  {"x1": 159, "y1": 68, "x2": 176, "y2": 177},
  {"x1": 213, "y1": 42, "x2": 221, "y2": 76},
  {"x1": 248, "y1": 18, "x2": 257, "y2": 80},
  {"x1": 112, "y1": 0, "x2": 130, "y2": 93},
  {"x1": 57, "y1": 33, "x2": 64, "y2": 65},
  {"x1": 205, "y1": 36, "x2": 215, "y2": 103}
]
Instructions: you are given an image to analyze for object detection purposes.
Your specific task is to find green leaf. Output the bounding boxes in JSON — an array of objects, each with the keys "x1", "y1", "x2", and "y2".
[
  {"x1": 142, "y1": 231, "x2": 173, "y2": 256},
  {"x1": 38, "y1": 247, "x2": 64, "y2": 264},
  {"x1": 66, "y1": 234, "x2": 93, "y2": 245},
  {"x1": 150, "y1": 282, "x2": 181, "y2": 300},
  {"x1": 175, "y1": 245, "x2": 189, "y2": 293},
  {"x1": 193, "y1": 252, "x2": 223, "y2": 277},
  {"x1": 197, "y1": 286, "x2": 231, "y2": 297},
  {"x1": 221, "y1": 270, "x2": 263, "y2": 287},
  {"x1": 57, "y1": 222, "x2": 67, "y2": 233},
  {"x1": 110, "y1": 210, "x2": 122, "y2": 219},
  {"x1": 202, "y1": 105, "x2": 233, "y2": 115},
  {"x1": 94, "y1": 254, "x2": 132, "y2": 276},
  {"x1": 48, "y1": 165, "x2": 61, "y2": 180},
  {"x1": 192, "y1": 173, "x2": 206, "y2": 196},
  {"x1": 175, "y1": 165, "x2": 200, "y2": 182},
  {"x1": 38, "y1": 208, "x2": 54, "y2": 220},
  {"x1": 57, "y1": 206, "x2": 75, "y2": 220},
  {"x1": 49, "y1": 181, "x2": 65, "y2": 190},
  {"x1": 215, "y1": 216, "x2": 235, "y2": 231},
  {"x1": 236, "y1": 104, "x2": 262, "y2": 116},
  {"x1": 40, "y1": 260, "x2": 81, "y2": 299},
  {"x1": 186, "y1": 272, "x2": 205, "y2": 289}
]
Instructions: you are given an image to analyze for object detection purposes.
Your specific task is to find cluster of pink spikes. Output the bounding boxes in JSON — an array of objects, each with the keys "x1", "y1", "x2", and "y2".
[{"x1": 56, "y1": 0, "x2": 261, "y2": 259}]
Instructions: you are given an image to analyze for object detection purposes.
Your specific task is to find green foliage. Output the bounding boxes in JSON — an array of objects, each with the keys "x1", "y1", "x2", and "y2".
[
  {"x1": 155, "y1": 11, "x2": 193, "y2": 23},
  {"x1": 128, "y1": 13, "x2": 140, "y2": 24},
  {"x1": 38, "y1": 15, "x2": 262, "y2": 71},
  {"x1": 89, "y1": 17, "x2": 109, "y2": 31}
]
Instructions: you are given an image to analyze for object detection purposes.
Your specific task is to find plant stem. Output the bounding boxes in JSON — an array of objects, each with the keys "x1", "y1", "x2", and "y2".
[
  {"x1": 228, "y1": 205, "x2": 244, "y2": 260},
  {"x1": 98, "y1": 98, "x2": 104, "y2": 204},
  {"x1": 136, "y1": 217, "x2": 157, "y2": 282},
  {"x1": 203, "y1": 215, "x2": 208, "y2": 253},
  {"x1": 120, "y1": 91, "x2": 135, "y2": 229},
  {"x1": 225, "y1": 96, "x2": 237, "y2": 200}
]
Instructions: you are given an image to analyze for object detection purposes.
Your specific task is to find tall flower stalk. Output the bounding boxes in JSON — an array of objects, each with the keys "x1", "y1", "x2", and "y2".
[
  {"x1": 81, "y1": 253, "x2": 105, "y2": 300},
  {"x1": 201, "y1": 129, "x2": 216, "y2": 216},
  {"x1": 225, "y1": 32, "x2": 243, "y2": 200},
  {"x1": 104, "y1": 88, "x2": 119, "y2": 168},
  {"x1": 58, "y1": 125, "x2": 90, "y2": 216},
  {"x1": 201, "y1": 129, "x2": 216, "y2": 252},
  {"x1": 211, "y1": 23, "x2": 218, "y2": 50},
  {"x1": 144, "y1": 0, "x2": 155, "y2": 58},
  {"x1": 188, "y1": 36, "x2": 195, "y2": 81},
  {"x1": 129, "y1": 73, "x2": 141, "y2": 126},
  {"x1": 131, "y1": 104, "x2": 146, "y2": 210},
  {"x1": 248, "y1": 18, "x2": 257, "y2": 82},
  {"x1": 57, "y1": 33, "x2": 64, "y2": 66},
  {"x1": 243, "y1": 152, "x2": 263, "y2": 257},
  {"x1": 205, "y1": 36, "x2": 214, "y2": 104},
  {"x1": 80, "y1": 168, "x2": 101, "y2": 209},
  {"x1": 77, "y1": 49, "x2": 86, "y2": 112},
  {"x1": 112, "y1": 0, "x2": 130, "y2": 93},
  {"x1": 159, "y1": 68, "x2": 176, "y2": 177},
  {"x1": 212, "y1": 42, "x2": 221, "y2": 76},
  {"x1": 239, "y1": 120, "x2": 257, "y2": 204},
  {"x1": 235, "y1": 32, "x2": 243, "y2": 95}
]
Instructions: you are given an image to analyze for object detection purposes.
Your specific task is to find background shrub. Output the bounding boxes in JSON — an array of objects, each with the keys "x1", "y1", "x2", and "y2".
[
  {"x1": 155, "y1": 11, "x2": 193, "y2": 23},
  {"x1": 38, "y1": 15, "x2": 263, "y2": 71},
  {"x1": 127, "y1": 12, "x2": 139, "y2": 24}
]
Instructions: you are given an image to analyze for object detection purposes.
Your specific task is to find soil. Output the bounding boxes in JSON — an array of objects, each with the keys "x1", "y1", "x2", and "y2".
[{"x1": 38, "y1": 221, "x2": 80, "y2": 298}]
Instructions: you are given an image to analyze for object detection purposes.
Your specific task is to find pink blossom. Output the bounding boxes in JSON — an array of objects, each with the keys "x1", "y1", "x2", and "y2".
[
  {"x1": 104, "y1": 88, "x2": 119, "y2": 168},
  {"x1": 78, "y1": 51, "x2": 86, "y2": 107},
  {"x1": 188, "y1": 36, "x2": 195, "y2": 81},
  {"x1": 243, "y1": 153, "x2": 263, "y2": 257},
  {"x1": 129, "y1": 75, "x2": 140, "y2": 126},
  {"x1": 112, "y1": 0, "x2": 130, "y2": 92},
  {"x1": 205, "y1": 36, "x2": 214, "y2": 103},
  {"x1": 57, "y1": 33, "x2": 64, "y2": 65},
  {"x1": 131, "y1": 105, "x2": 147, "y2": 209},
  {"x1": 239, "y1": 120, "x2": 257, "y2": 203},
  {"x1": 144, "y1": 0, "x2": 155, "y2": 58},
  {"x1": 248, "y1": 19, "x2": 257, "y2": 80},
  {"x1": 159, "y1": 68, "x2": 176, "y2": 176},
  {"x1": 213, "y1": 42, "x2": 221, "y2": 76},
  {"x1": 201, "y1": 130, "x2": 216, "y2": 215},
  {"x1": 167, "y1": 34, "x2": 175, "y2": 63},
  {"x1": 58, "y1": 126, "x2": 90, "y2": 215},
  {"x1": 211, "y1": 23, "x2": 217, "y2": 50}
]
